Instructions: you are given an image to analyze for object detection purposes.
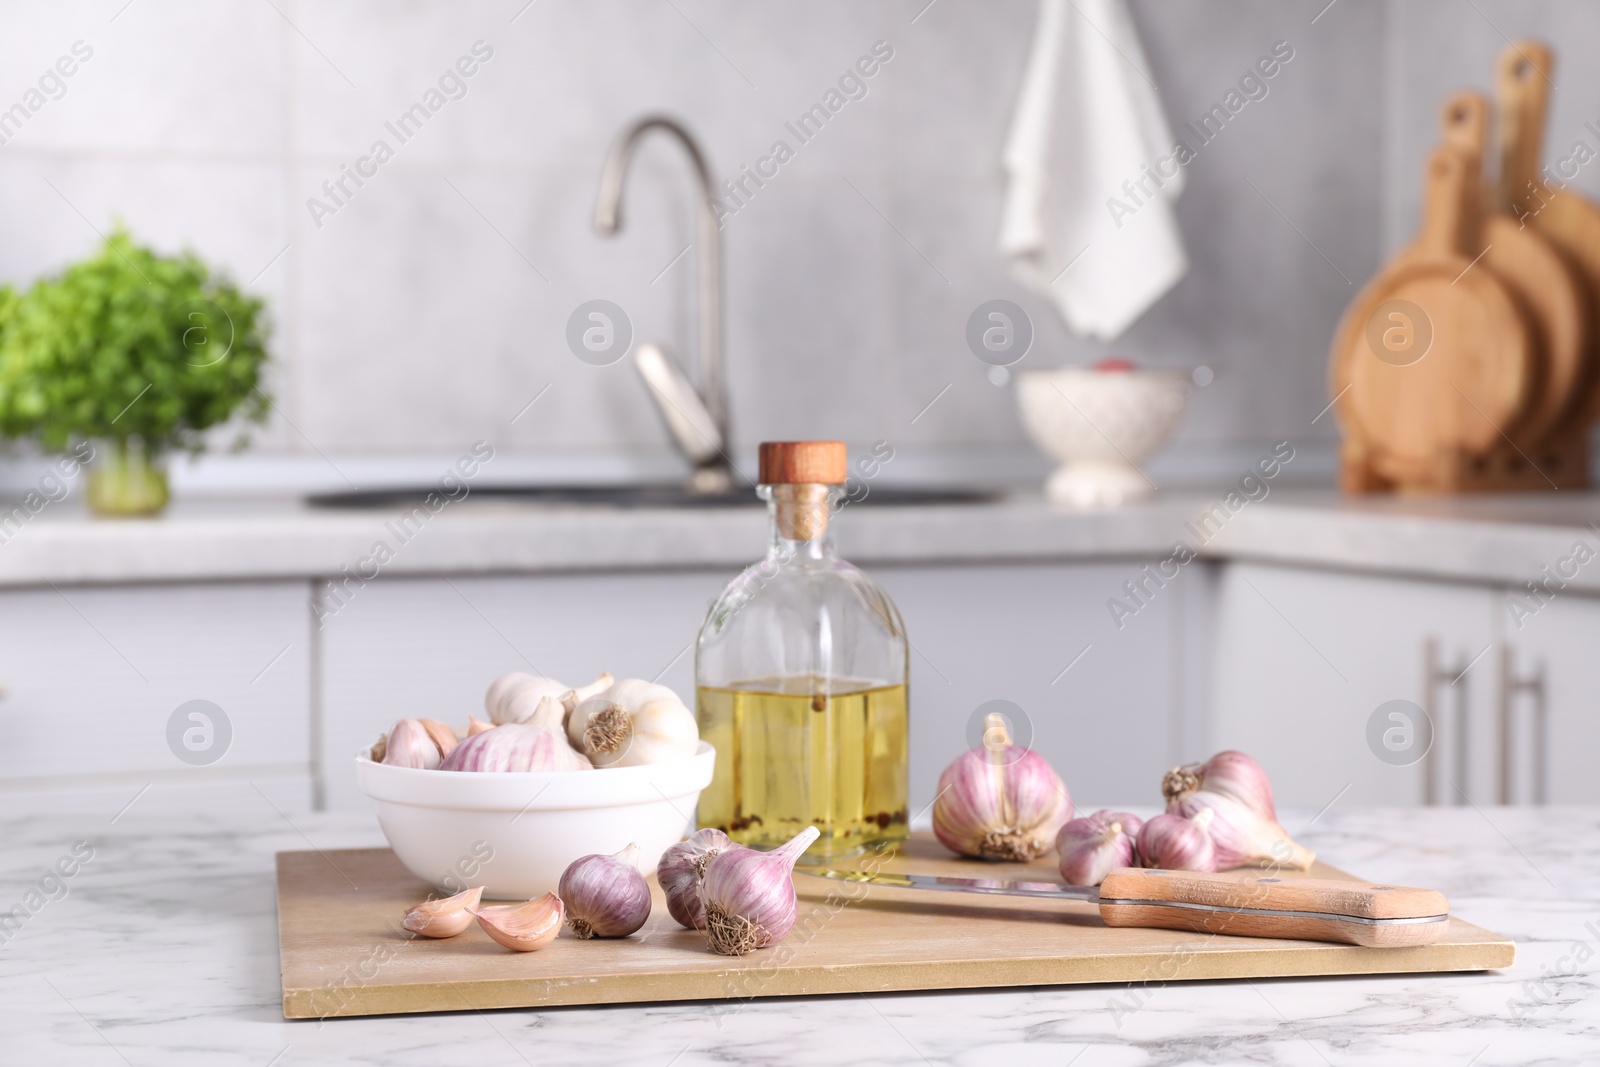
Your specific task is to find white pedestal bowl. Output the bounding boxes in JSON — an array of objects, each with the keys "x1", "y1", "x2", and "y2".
[{"x1": 1016, "y1": 368, "x2": 1190, "y2": 508}]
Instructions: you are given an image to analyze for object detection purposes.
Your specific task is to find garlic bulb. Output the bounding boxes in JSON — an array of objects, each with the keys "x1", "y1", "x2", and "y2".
[
  {"x1": 442, "y1": 696, "x2": 592, "y2": 772},
  {"x1": 567, "y1": 681, "x2": 699, "y2": 768},
  {"x1": 381, "y1": 719, "x2": 441, "y2": 769},
  {"x1": 485, "y1": 672, "x2": 571, "y2": 725},
  {"x1": 1163, "y1": 750, "x2": 1314, "y2": 871},
  {"x1": 476, "y1": 893, "x2": 563, "y2": 952},
  {"x1": 402, "y1": 886, "x2": 483, "y2": 938},
  {"x1": 932, "y1": 714, "x2": 1072, "y2": 861},
  {"x1": 1138, "y1": 809, "x2": 1217, "y2": 872},
  {"x1": 1056, "y1": 810, "x2": 1143, "y2": 886},
  {"x1": 657, "y1": 828, "x2": 733, "y2": 929},
  {"x1": 699, "y1": 826, "x2": 819, "y2": 956},
  {"x1": 559, "y1": 843, "x2": 652, "y2": 938}
]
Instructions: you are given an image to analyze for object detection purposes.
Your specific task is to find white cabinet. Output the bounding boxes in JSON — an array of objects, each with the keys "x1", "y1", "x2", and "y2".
[
  {"x1": 0, "y1": 581, "x2": 313, "y2": 814},
  {"x1": 876, "y1": 560, "x2": 1196, "y2": 812},
  {"x1": 1497, "y1": 591, "x2": 1600, "y2": 804},
  {"x1": 1211, "y1": 563, "x2": 1497, "y2": 808}
]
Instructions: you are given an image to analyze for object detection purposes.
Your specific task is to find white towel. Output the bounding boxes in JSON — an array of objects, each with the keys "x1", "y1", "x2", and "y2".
[{"x1": 1000, "y1": 0, "x2": 1187, "y2": 341}]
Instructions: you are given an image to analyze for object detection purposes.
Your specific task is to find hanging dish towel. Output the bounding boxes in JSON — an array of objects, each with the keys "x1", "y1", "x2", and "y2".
[{"x1": 1000, "y1": 0, "x2": 1187, "y2": 341}]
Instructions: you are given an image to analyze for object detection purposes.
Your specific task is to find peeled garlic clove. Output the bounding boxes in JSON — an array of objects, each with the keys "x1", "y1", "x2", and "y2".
[
  {"x1": 559, "y1": 843, "x2": 652, "y2": 939},
  {"x1": 1138, "y1": 809, "x2": 1217, "y2": 872},
  {"x1": 476, "y1": 893, "x2": 563, "y2": 952},
  {"x1": 932, "y1": 714, "x2": 1072, "y2": 861},
  {"x1": 1056, "y1": 811, "x2": 1140, "y2": 886},
  {"x1": 402, "y1": 885, "x2": 483, "y2": 938},
  {"x1": 419, "y1": 717, "x2": 459, "y2": 758},
  {"x1": 657, "y1": 828, "x2": 732, "y2": 929},
  {"x1": 382, "y1": 719, "x2": 441, "y2": 769},
  {"x1": 466, "y1": 715, "x2": 494, "y2": 737},
  {"x1": 700, "y1": 826, "x2": 819, "y2": 956}
]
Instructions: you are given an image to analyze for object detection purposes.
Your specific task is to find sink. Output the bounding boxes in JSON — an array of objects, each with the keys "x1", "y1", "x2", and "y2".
[{"x1": 305, "y1": 484, "x2": 1001, "y2": 510}]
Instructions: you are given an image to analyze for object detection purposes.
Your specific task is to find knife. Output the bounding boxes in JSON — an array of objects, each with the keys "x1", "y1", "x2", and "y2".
[{"x1": 797, "y1": 866, "x2": 1451, "y2": 947}]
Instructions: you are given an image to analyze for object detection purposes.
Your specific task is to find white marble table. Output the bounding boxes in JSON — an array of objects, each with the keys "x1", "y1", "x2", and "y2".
[{"x1": 1, "y1": 805, "x2": 1594, "y2": 1065}]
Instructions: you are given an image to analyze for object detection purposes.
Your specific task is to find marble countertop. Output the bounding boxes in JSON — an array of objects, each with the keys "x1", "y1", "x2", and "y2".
[
  {"x1": 1, "y1": 805, "x2": 1593, "y2": 1065},
  {"x1": 5, "y1": 488, "x2": 1600, "y2": 591}
]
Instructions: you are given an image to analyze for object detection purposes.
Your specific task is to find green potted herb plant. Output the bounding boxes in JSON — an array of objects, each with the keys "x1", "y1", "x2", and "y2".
[{"x1": 0, "y1": 230, "x2": 270, "y2": 516}]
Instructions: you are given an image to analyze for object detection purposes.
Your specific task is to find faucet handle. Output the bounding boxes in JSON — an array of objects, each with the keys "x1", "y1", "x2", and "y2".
[{"x1": 634, "y1": 343, "x2": 724, "y2": 466}]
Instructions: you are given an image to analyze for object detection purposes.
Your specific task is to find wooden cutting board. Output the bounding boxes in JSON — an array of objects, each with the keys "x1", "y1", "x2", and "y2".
[
  {"x1": 276, "y1": 832, "x2": 1514, "y2": 1018},
  {"x1": 1330, "y1": 142, "x2": 1532, "y2": 489}
]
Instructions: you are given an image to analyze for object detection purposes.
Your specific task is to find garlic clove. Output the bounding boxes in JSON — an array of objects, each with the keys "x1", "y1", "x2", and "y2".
[
  {"x1": 559, "y1": 843, "x2": 652, "y2": 939},
  {"x1": 466, "y1": 715, "x2": 494, "y2": 736},
  {"x1": 369, "y1": 732, "x2": 388, "y2": 763},
  {"x1": 402, "y1": 885, "x2": 483, "y2": 938},
  {"x1": 419, "y1": 717, "x2": 459, "y2": 758},
  {"x1": 1170, "y1": 791, "x2": 1315, "y2": 871},
  {"x1": 657, "y1": 828, "x2": 733, "y2": 930},
  {"x1": 1162, "y1": 750, "x2": 1313, "y2": 871},
  {"x1": 1056, "y1": 812, "x2": 1140, "y2": 886},
  {"x1": 560, "y1": 672, "x2": 617, "y2": 718},
  {"x1": 932, "y1": 713, "x2": 1072, "y2": 862},
  {"x1": 382, "y1": 719, "x2": 441, "y2": 769},
  {"x1": 475, "y1": 893, "x2": 564, "y2": 952},
  {"x1": 700, "y1": 825, "x2": 819, "y2": 956},
  {"x1": 1138, "y1": 809, "x2": 1217, "y2": 872}
]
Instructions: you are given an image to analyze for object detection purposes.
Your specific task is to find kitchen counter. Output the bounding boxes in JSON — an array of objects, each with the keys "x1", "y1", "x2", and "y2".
[
  {"x1": 5, "y1": 489, "x2": 1600, "y2": 591},
  {"x1": 2, "y1": 806, "x2": 1592, "y2": 1065}
]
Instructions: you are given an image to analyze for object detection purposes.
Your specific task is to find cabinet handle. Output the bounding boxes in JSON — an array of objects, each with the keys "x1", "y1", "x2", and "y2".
[
  {"x1": 1497, "y1": 646, "x2": 1548, "y2": 805},
  {"x1": 1422, "y1": 638, "x2": 1472, "y2": 806}
]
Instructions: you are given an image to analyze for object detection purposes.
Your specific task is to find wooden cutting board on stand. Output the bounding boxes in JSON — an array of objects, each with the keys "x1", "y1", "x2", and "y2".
[
  {"x1": 1330, "y1": 143, "x2": 1533, "y2": 491},
  {"x1": 1497, "y1": 38, "x2": 1600, "y2": 483},
  {"x1": 275, "y1": 832, "x2": 1514, "y2": 1018},
  {"x1": 1442, "y1": 89, "x2": 1584, "y2": 451}
]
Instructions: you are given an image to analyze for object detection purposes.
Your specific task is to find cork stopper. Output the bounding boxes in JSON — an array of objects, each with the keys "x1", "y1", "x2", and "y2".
[{"x1": 759, "y1": 441, "x2": 847, "y2": 486}]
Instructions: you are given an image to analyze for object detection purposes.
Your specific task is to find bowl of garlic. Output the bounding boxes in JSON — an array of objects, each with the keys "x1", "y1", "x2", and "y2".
[{"x1": 356, "y1": 671, "x2": 714, "y2": 899}]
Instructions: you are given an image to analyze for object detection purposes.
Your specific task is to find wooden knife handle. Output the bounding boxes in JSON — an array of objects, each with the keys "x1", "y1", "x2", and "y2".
[{"x1": 1097, "y1": 868, "x2": 1450, "y2": 948}]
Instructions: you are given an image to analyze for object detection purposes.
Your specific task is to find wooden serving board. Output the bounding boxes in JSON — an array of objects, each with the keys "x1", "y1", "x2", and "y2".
[{"x1": 276, "y1": 833, "x2": 1514, "y2": 1018}]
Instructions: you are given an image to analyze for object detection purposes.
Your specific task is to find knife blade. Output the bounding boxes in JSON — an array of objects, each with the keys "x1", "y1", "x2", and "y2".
[{"x1": 797, "y1": 866, "x2": 1451, "y2": 947}]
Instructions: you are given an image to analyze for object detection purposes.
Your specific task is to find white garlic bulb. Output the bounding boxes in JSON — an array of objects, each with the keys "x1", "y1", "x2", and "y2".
[
  {"x1": 485, "y1": 672, "x2": 571, "y2": 725},
  {"x1": 566, "y1": 680, "x2": 699, "y2": 767}
]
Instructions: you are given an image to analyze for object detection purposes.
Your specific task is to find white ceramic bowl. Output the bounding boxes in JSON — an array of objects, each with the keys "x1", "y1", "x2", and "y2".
[
  {"x1": 355, "y1": 742, "x2": 716, "y2": 899},
  {"x1": 1016, "y1": 367, "x2": 1190, "y2": 508}
]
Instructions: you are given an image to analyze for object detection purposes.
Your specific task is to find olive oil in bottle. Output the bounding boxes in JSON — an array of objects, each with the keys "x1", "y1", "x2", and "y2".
[
  {"x1": 696, "y1": 678, "x2": 908, "y2": 858},
  {"x1": 695, "y1": 441, "x2": 910, "y2": 862}
]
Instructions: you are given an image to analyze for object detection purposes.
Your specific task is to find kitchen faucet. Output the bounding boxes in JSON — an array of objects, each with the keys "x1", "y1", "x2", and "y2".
[{"x1": 593, "y1": 116, "x2": 732, "y2": 494}]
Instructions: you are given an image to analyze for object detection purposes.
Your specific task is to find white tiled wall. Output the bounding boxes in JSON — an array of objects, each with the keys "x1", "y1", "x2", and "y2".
[{"x1": 2, "y1": 0, "x2": 1584, "y2": 491}]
